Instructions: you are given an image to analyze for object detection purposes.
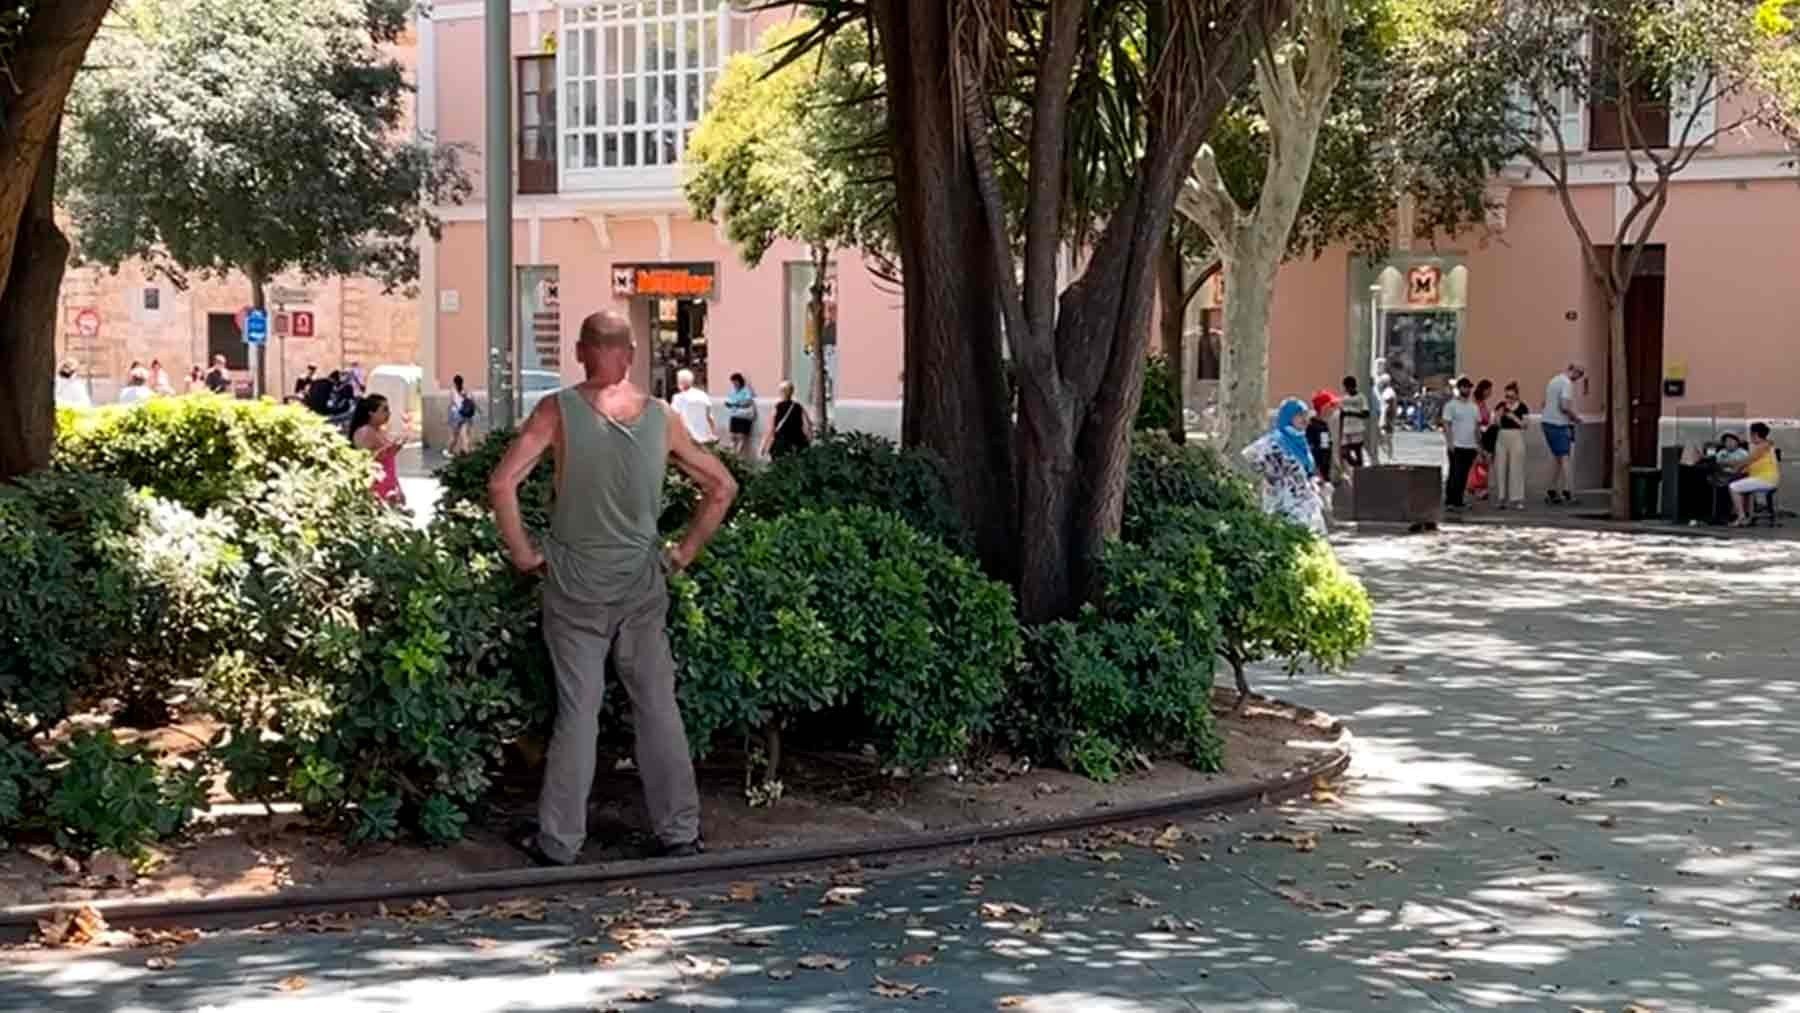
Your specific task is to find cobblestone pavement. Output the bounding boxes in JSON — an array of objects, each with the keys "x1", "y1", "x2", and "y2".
[{"x1": 9, "y1": 526, "x2": 1800, "y2": 1012}]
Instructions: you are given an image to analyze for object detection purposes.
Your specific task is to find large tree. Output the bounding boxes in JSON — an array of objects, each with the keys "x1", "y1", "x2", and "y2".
[
  {"x1": 1179, "y1": 0, "x2": 1510, "y2": 453},
  {"x1": 684, "y1": 21, "x2": 891, "y2": 431},
  {"x1": 0, "y1": 2, "x2": 113, "y2": 481},
  {"x1": 785, "y1": 0, "x2": 1286, "y2": 622},
  {"x1": 1430, "y1": 0, "x2": 1800, "y2": 517},
  {"x1": 61, "y1": 0, "x2": 468, "y2": 391}
]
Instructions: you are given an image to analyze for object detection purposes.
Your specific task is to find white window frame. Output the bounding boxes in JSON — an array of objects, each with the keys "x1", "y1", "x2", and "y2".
[{"x1": 558, "y1": 0, "x2": 742, "y2": 195}]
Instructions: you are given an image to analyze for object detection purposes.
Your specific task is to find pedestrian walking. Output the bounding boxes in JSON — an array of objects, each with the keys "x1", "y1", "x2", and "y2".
[
  {"x1": 350, "y1": 394, "x2": 406, "y2": 506},
  {"x1": 763, "y1": 380, "x2": 812, "y2": 459},
  {"x1": 1337, "y1": 375, "x2": 1368, "y2": 469},
  {"x1": 54, "y1": 360, "x2": 91, "y2": 409},
  {"x1": 1469, "y1": 379, "x2": 1496, "y2": 501},
  {"x1": 669, "y1": 368, "x2": 717, "y2": 446},
  {"x1": 1492, "y1": 381, "x2": 1530, "y2": 510},
  {"x1": 489, "y1": 310, "x2": 737, "y2": 866},
  {"x1": 723, "y1": 372, "x2": 757, "y2": 458},
  {"x1": 1440, "y1": 376, "x2": 1481, "y2": 511},
  {"x1": 1307, "y1": 389, "x2": 1340, "y2": 483},
  {"x1": 447, "y1": 373, "x2": 478, "y2": 457},
  {"x1": 1541, "y1": 363, "x2": 1584, "y2": 505},
  {"x1": 1241, "y1": 397, "x2": 1327, "y2": 535}
]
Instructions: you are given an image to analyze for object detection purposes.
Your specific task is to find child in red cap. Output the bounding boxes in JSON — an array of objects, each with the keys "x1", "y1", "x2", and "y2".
[{"x1": 1306, "y1": 388, "x2": 1341, "y2": 482}]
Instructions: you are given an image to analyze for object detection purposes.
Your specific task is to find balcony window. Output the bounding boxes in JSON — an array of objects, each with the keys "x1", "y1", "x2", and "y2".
[
  {"x1": 518, "y1": 55, "x2": 558, "y2": 194},
  {"x1": 561, "y1": 0, "x2": 729, "y2": 175}
]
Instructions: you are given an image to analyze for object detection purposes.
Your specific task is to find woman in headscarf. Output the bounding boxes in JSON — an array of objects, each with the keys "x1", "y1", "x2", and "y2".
[{"x1": 1241, "y1": 397, "x2": 1328, "y2": 535}]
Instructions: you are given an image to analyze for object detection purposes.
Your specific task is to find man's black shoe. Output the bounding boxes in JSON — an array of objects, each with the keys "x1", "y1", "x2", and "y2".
[
  {"x1": 509, "y1": 820, "x2": 566, "y2": 868},
  {"x1": 657, "y1": 840, "x2": 704, "y2": 859}
]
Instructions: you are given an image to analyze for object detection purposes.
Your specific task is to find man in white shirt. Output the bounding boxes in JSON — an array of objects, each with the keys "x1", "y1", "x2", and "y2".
[
  {"x1": 1440, "y1": 375, "x2": 1481, "y2": 510},
  {"x1": 117, "y1": 367, "x2": 154, "y2": 406},
  {"x1": 669, "y1": 368, "x2": 717, "y2": 446},
  {"x1": 54, "y1": 360, "x2": 91, "y2": 409},
  {"x1": 1540, "y1": 363, "x2": 1584, "y2": 505}
]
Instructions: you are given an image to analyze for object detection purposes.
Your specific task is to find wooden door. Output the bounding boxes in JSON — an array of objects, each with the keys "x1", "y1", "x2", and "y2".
[{"x1": 1624, "y1": 275, "x2": 1666, "y2": 468}]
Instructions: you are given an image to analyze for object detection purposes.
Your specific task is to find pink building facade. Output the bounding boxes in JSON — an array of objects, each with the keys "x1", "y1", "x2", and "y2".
[{"x1": 420, "y1": 1, "x2": 904, "y2": 441}]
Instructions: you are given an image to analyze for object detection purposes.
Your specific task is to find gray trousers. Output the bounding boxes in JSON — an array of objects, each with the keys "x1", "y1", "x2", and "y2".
[{"x1": 536, "y1": 565, "x2": 699, "y2": 863}]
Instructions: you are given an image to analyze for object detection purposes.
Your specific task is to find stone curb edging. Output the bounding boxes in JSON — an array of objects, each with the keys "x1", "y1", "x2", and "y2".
[{"x1": 1, "y1": 714, "x2": 1352, "y2": 941}]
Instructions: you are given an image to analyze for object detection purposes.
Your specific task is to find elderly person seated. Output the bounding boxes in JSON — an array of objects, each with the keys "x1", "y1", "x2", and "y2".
[
  {"x1": 1729, "y1": 423, "x2": 1781, "y2": 527},
  {"x1": 1713, "y1": 432, "x2": 1750, "y2": 469}
]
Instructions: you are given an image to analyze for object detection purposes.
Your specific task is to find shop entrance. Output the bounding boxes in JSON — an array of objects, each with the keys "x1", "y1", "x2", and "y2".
[
  {"x1": 1599, "y1": 245, "x2": 1666, "y2": 472},
  {"x1": 649, "y1": 297, "x2": 709, "y2": 401}
]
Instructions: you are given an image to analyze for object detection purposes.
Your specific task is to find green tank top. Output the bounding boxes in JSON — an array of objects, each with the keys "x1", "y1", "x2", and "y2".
[{"x1": 543, "y1": 388, "x2": 669, "y2": 605}]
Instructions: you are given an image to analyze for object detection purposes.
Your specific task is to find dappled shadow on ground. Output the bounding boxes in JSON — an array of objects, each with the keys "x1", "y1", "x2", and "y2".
[{"x1": 8, "y1": 525, "x2": 1800, "y2": 1012}]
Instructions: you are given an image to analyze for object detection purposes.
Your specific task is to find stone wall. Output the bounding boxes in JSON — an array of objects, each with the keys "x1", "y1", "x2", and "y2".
[{"x1": 56, "y1": 261, "x2": 420, "y2": 403}]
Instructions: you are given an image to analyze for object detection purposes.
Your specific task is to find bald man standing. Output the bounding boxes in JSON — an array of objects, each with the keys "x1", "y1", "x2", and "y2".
[{"x1": 489, "y1": 310, "x2": 738, "y2": 864}]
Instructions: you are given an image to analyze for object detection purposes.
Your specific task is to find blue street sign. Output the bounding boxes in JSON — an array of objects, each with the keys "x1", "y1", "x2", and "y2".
[{"x1": 245, "y1": 309, "x2": 269, "y2": 347}]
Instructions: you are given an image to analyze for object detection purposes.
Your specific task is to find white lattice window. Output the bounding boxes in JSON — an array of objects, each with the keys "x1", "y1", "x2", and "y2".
[{"x1": 561, "y1": 0, "x2": 733, "y2": 175}]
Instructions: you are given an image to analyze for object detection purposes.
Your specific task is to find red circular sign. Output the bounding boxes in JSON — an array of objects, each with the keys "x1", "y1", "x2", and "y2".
[{"x1": 74, "y1": 309, "x2": 101, "y2": 338}]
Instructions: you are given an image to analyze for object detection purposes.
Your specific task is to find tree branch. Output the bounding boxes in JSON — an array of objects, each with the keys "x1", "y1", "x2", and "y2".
[
  {"x1": 1019, "y1": 0, "x2": 1084, "y2": 343},
  {"x1": 957, "y1": 61, "x2": 1041, "y2": 385},
  {"x1": 1177, "y1": 145, "x2": 1241, "y2": 247}
]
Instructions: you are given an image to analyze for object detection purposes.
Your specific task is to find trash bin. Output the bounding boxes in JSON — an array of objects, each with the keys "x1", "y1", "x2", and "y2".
[{"x1": 1629, "y1": 466, "x2": 1662, "y2": 521}]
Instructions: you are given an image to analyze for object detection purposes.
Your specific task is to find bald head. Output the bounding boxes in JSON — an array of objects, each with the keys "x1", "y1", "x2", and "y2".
[{"x1": 579, "y1": 310, "x2": 633, "y2": 349}]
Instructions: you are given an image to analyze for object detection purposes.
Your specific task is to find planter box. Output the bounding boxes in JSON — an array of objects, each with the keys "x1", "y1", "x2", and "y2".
[{"x1": 1351, "y1": 465, "x2": 1442, "y2": 529}]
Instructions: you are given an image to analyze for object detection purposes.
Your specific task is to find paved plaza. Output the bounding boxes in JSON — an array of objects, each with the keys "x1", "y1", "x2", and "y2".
[{"x1": 8, "y1": 525, "x2": 1800, "y2": 1012}]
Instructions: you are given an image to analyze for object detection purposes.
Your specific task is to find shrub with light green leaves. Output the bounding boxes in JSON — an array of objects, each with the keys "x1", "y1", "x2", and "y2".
[
  {"x1": 736, "y1": 431, "x2": 969, "y2": 552},
  {"x1": 44, "y1": 730, "x2": 209, "y2": 857}
]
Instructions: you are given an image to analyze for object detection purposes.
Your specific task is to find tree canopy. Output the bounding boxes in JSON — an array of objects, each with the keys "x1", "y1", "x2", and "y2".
[{"x1": 61, "y1": 0, "x2": 470, "y2": 298}]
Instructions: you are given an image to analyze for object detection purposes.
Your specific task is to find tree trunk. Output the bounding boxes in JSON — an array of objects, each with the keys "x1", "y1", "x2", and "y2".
[
  {"x1": 1608, "y1": 293, "x2": 1631, "y2": 520},
  {"x1": 0, "y1": 118, "x2": 70, "y2": 481},
  {"x1": 870, "y1": 0, "x2": 1017, "y2": 583},
  {"x1": 1228, "y1": 653, "x2": 1253, "y2": 710},
  {"x1": 809, "y1": 245, "x2": 831, "y2": 431},
  {"x1": 1155, "y1": 237, "x2": 1188, "y2": 444},
  {"x1": 0, "y1": 3, "x2": 112, "y2": 480},
  {"x1": 1218, "y1": 245, "x2": 1281, "y2": 455}
]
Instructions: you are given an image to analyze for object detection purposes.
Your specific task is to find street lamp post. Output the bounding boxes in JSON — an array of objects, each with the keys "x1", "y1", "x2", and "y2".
[{"x1": 485, "y1": 0, "x2": 515, "y2": 430}]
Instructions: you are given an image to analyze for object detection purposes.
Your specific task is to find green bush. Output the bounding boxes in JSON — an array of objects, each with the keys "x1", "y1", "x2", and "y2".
[
  {"x1": 0, "y1": 739, "x2": 50, "y2": 838},
  {"x1": 672, "y1": 507, "x2": 1017, "y2": 772},
  {"x1": 1155, "y1": 507, "x2": 1372, "y2": 703},
  {"x1": 1135, "y1": 356, "x2": 1182, "y2": 434},
  {"x1": 736, "y1": 431, "x2": 969, "y2": 553},
  {"x1": 1009, "y1": 524, "x2": 1226, "y2": 780},
  {"x1": 1123, "y1": 431, "x2": 1256, "y2": 541},
  {"x1": 44, "y1": 730, "x2": 209, "y2": 857},
  {"x1": 55, "y1": 397, "x2": 369, "y2": 515}
]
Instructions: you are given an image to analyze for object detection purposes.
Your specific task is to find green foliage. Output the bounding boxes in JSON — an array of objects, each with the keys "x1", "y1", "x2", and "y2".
[
  {"x1": 685, "y1": 20, "x2": 894, "y2": 274},
  {"x1": 737, "y1": 431, "x2": 969, "y2": 552},
  {"x1": 1123, "y1": 431, "x2": 1257, "y2": 541},
  {"x1": 44, "y1": 730, "x2": 208, "y2": 857},
  {"x1": 55, "y1": 398, "x2": 371, "y2": 515},
  {"x1": 0, "y1": 739, "x2": 50, "y2": 837},
  {"x1": 673, "y1": 508, "x2": 1018, "y2": 770},
  {"x1": 1011, "y1": 525, "x2": 1227, "y2": 779},
  {"x1": 1135, "y1": 356, "x2": 1182, "y2": 435},
  {"x1": 61, "y1": 0, "x2": 469, "y2": 293},
  {"x1": 1155, "y1": 506, "x2": 1373, "y2": 695}
]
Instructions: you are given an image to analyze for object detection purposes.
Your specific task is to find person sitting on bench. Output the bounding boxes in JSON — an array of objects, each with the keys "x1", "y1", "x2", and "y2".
[{"x1": 1729, "y1": 423, "x2": 1781, "y2": 527}]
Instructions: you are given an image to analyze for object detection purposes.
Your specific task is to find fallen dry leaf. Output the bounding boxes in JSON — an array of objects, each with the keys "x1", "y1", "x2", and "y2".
[
  {"x1": 616, "y1": 989, "x2": 662, "y2": 1003},
  {"x1": 822, "y1": 886, "x2": 864, "y2": 907},
  {"x1": 1016, "y1": 917, "x2": 1044, "y2": 935},
  {"x1": 996, "y1": 998, "x2": 1029, "y2": 1009},
  {"x1": 797, "y1": 953, "x2": 852, "y2": 971},
  {"x1": 35, "y1": 906, "x2": 109, "y2": 948},
  {"x1": 1123, "y1": 891, "x2": 1161, "y2": 909},
  {"x1": 727, "y1": 881, "x2": 759, "y2": 903},
  {"x1": 593, "y1": 952, "x2": 619, "y2": 967},
  {"x1": 144, "y1": 955, "x2": 176, "y2": 971},
  {"x1": 1364, "y1": 858, "x2": 1401, "y2": 873},
  {"x1": 490, "y1": 898, "x2": 548, "y2": 921},
  {"x1": 467, "y1": 937, "x2": 499, "y2": 950},
  {"x1": 898, "y1": 952, "x2": 935, "y2": 967},
  {"x1": 870, "y1": 976, "x2": 944, "y2": 1000},
  {"x1": 1152, "y1": 825, "x2": 1184, "y2": 850},
  {"x1": 727, "y1": 931, "x2": 774, "y2": 948},
  {"x1": 979, "y1": 901, "x2": 1033, "y2": 920},
  {"x1": 276, "y1": 975, "x2": 308, "y2": 993},
  {"x1": 1093, "y1": 850, "x2": 1124, "y2": 864},
  {"x1": 680, "y1": 954, "x2": 730, "y2": 980},
  {"x1": 1277, "y1": 886, "x2": 1328, "y2": 912},
  {"x1": 767, "y1": 967, "x2": 794, "y2": 981}
]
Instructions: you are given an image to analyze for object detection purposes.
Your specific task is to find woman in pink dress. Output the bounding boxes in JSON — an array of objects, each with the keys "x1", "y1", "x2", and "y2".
[{"x1": 350, "y1": 394, "x2": 406, "y2": 506}]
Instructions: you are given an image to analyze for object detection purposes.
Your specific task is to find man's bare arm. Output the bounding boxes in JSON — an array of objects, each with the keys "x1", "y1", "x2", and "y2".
[
  {"x1": 488, "y1": 398, "x2": 558, "y2": 573},
  {"x1": 666, "y1": 413, "x2": 738, "y2": 571}
]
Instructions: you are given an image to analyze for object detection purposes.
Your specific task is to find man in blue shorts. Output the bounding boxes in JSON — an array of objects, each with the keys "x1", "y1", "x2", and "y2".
[{"x1": 1540, "y1": 363, "x2": 1584, "y2": 504}]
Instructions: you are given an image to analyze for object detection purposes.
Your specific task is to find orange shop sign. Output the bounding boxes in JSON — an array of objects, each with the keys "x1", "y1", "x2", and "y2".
[{"x1": 611, "y1": 262, "x2": 718, "y2": 300}]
